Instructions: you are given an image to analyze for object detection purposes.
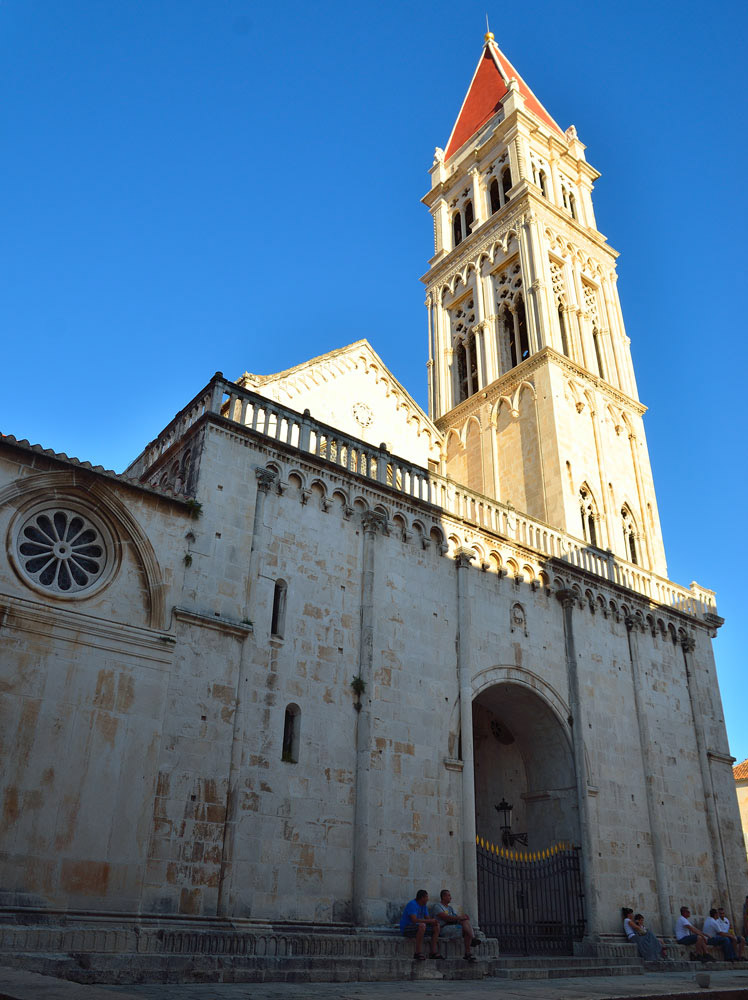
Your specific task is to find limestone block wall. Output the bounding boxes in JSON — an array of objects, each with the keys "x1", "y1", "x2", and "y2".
[
  {"x1": 0, "y1": 447, "x2": 192, "y2": 913},
  {"x1": 0, "y1": 426, "x2": 744, "y2": 937}
]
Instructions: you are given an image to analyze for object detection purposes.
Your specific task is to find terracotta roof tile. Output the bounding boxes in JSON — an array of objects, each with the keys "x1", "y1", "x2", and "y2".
[
  {"x1": 0, "y1": 432, "x2": 184, "y2": 502},
  {"x1": 734, "y1": 758, "x2": 748, "y2": 780}
]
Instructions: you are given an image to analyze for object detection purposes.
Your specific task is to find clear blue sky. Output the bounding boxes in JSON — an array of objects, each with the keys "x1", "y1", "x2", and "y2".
[{"x1": 1, "y1": 1, "x2": 746, "y2": 763}]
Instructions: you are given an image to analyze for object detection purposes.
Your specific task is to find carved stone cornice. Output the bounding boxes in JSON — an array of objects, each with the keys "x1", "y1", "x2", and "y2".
[
  {"x1": 421, "y1": 205, "x2": 528, "y2": 289},
  {"x1": 435, "y1": 346, "x2": 645, "y2": 432}
]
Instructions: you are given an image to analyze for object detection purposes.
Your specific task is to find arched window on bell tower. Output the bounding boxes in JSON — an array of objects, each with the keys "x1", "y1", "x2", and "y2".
[
  {"x1": 456, "y1": 338, "x2": 468, "y2": 402},
  {"x1": 558, "y1": 304, "x2": 569, "y2": 357},
  {"x1": 499, "y1": 304, "x2": 517, "y2": 370},
  {"x1": 593, "y1": 325, "x2": 606, "y2": 379},
  {"x1": 516, "y1": 295, "x2": 530, "y2": 361},
  {"x1": 621, "y1": 506, "x2": 638, "y2": 565},
  {"x1": 579, "y1": 485, "x2": 598, "y2": 548},
  {"x1": 464, "y1": 200, "x2": 474, "y2": 234},
  {"x1": 501, "y1": 165, "x2": 512, "y2": 203},
  {"x1": 490, "y1": 179, "x2": 500, "y2": 214},
  {"x1": 453, "y1": 212, "x2": 463, "y2": 247}
]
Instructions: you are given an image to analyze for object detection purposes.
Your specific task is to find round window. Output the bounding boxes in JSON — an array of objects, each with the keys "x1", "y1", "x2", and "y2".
[{"x1": 12, "y1": 504, "x2": 115, "y2": 597}]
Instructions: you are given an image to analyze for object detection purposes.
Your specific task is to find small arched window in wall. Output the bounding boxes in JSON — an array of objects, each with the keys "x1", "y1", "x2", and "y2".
[
  {"x1": 453, "y1": 212, "x2": 463, "y2": 247},
  {"x1": 282, "y1": 703, "x2": 301, "y2": 763},
  {"x1": 568, "y1": 191, "x2": 577, "y2": 220},
  {"x1": 271, "y1": 579, "x2": 288, "y2": 637},
  {"x1": 489, "y1": 179, "x2": 501, "y2": 214},
  {"x1": 464, "y1": 200, "x2": 474, "y2": 234},
  {"x1": 537, "y1": 169, "x2": 548, "y2": 198},
  {"x1": 621, "y1": 507, "x2": 638, "y2": 565},
  {"x1": 579, "y1": 486, "x2": 598, "y2": 548}
]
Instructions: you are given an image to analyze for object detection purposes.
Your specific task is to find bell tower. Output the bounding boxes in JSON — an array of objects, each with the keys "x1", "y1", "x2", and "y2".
[{"x1": 422, "y1": 33, "x2": 667, "y2": 576}]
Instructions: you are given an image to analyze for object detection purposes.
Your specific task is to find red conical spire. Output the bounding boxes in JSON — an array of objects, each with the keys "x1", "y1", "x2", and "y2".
[{"x1": 444, "y1": 34, "x2": 563, "y2": 160}]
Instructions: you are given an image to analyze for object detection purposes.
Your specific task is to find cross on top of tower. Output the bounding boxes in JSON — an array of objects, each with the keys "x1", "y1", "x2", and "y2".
[{"x1": 444, "y1": 34, "x2": 563, "y2": 160}]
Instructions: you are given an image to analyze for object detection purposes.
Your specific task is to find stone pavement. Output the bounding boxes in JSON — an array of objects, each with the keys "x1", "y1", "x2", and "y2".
[{"x1": 2, "y1": 966, "x2": 748, "y2": 1000}]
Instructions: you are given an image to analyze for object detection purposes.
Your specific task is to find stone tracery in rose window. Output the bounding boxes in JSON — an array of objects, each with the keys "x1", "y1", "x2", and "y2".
[{"x1": 16, "y1": 507, "x2": 108, "y2": 594}]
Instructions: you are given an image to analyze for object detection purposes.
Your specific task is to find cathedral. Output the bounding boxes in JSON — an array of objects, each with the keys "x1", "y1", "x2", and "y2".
[{"x1": 1, "y1": 32, "x2": 745, "y2": 955}]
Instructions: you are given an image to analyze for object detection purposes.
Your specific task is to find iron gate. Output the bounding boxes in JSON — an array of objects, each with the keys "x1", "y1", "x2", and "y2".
[{"x1": 476, "y1": 837, "x2": 585, "y2": 954}]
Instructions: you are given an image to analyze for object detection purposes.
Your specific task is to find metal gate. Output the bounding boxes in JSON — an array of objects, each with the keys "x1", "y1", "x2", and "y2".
[{"x1": 476, "y1": 837, "x2": 585, "y2": 954}]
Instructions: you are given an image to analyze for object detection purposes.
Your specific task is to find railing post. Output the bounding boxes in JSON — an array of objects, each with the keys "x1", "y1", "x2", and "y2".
[
  {"x1": 208, "y1": 372, "x2": 225, "y2": 413},
  {"x1": 377, "y1": 443, "x2": 388, "y2": 484}
]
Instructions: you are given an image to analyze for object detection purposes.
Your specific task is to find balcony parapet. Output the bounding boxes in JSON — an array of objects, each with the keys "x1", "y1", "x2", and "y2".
[{"x1": 127, "y1": 374, "x2": 717, "y2": 623}]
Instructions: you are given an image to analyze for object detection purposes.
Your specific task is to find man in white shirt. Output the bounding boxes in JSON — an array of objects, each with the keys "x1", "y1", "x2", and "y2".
[
  {"x1": 716, "y1": 906, "x2": 744, "y2": 960},
  {"x1": 432, "y1": 889, "x2": 478, "y2": 962},
  {"x1": 674, "y1": 906, "x2": 711, "y2": 962},
  {"x1": 703, "y1": 907, "x2": 737, "y2": 961}
]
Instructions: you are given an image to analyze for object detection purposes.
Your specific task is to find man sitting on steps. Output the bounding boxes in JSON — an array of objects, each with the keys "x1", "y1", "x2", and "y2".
[
  {"x1": 399, "y1": 889, "x2": 443, "y2": 962},
  {"x1": 432, "y1": 888, "x2": 478, "y2": 962},
  {"x1": 675, "y1": 905, "x2": 714, "y2": 963}
]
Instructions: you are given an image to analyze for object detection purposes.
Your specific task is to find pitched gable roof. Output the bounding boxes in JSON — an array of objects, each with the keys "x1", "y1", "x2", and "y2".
[
  {"x1": 734, "y1": 758, "x2": 748, "y2": 781},
  {"x1": 445, "y1": 36, "x2": 563, "y2": 161}
]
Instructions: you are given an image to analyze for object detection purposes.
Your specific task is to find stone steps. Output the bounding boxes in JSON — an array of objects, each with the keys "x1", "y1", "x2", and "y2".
[{"x1": 9, "y1": 919, "x2": 734, "y2": 986}]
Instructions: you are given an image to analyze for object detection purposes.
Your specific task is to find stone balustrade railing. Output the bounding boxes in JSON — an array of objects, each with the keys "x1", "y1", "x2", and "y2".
[{"x1": 127, "y1": 374, "x2": 716, "y2": 621}]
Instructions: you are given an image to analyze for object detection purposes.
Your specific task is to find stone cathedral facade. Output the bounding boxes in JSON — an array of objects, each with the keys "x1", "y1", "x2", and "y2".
[{"x1": 0, "y1": 35, "x2": 745, "y2": 946}]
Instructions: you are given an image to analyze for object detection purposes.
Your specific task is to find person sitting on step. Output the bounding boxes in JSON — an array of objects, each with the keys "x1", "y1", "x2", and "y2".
[
  {"x1": 399, "y1": 889, "x2": 443, "y2": 961},
  {"x1": 432, "y1": 888, "x2": 478, "y2": 962},
  {"x1": 675, "y1": 905, "x2": 713, "y2": 963},
  {"x1": 703, "y1": 907, "x2": 738, "y2": 961},
  {"x1": 621, "y1": 907, "x2": 667, "y2": 960}
]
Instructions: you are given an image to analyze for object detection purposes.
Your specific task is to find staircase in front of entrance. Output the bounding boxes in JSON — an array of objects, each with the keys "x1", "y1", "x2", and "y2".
[{"x1": 0, "y1": 918, "x2": 728, "y2": 985}]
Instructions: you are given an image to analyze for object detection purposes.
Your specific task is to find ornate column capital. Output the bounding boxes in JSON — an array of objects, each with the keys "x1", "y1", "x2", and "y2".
[
  {"x1": 454, "y1": 546, "x2": 475, "y2": 569},
  {"x1": 361, "y1": 511, "x2": 387, "y2": 536},
  {"x1": 555, "y1": 588, "x2": 576, "y2": 609},
  {"x1": 680, "y1": 634, "x2": 696, "y2": 653},
  {"x1": 255, "y1": 467, "x2": 278, "y2": 493}
]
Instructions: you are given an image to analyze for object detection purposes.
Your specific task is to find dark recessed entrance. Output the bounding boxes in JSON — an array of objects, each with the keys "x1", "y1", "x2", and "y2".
[{"x1": 473, "y1": 680, "x2": 585, "y2": 953}]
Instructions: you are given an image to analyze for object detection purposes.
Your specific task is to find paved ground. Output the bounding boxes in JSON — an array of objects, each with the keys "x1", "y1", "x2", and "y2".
[{"x1": 2, "y1": 967, "x2": 748, "y2": 1000}]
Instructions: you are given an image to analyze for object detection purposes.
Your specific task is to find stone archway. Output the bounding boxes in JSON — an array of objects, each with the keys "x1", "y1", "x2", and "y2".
[{"x1": 472, "y1": 678, "x2": 580, "y2": 851}]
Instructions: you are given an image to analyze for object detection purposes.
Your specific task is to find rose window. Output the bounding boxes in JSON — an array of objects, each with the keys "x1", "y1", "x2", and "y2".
[{"x1": 17, "y1": 508, "x2": 107, "y2": 594}]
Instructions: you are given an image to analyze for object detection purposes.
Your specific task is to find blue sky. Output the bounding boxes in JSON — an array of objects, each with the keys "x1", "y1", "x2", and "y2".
[{"x1": 1, "y1": 1, "x2": 746, "y2": 763}]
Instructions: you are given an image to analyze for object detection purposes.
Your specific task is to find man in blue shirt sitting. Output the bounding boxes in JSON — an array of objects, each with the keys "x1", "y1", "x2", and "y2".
[{"x1": 400, "y1": 889, "x2": 443, "y2": 961}]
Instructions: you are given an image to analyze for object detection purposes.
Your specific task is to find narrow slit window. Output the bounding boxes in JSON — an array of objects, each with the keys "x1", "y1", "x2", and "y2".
[
  {"x1": 282, "y1": 703, "x2": 300, "y2": 763},
  {"x1": 271, "y1": 579, "x2": 288, "y2": 637}
]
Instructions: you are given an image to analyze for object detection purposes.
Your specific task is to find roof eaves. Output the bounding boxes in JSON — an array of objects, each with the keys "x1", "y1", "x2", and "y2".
[{"x1": 0, "y1": 433, "x2": 187, "y2": 504}]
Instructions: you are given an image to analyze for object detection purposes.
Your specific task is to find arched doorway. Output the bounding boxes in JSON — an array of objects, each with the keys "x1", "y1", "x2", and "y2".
[{"x1": 472, "y1": 678, "x2": 585, "y2": 953}]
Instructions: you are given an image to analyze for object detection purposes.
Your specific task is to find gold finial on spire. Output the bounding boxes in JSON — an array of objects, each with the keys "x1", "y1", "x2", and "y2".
[{"x1": 485, "y1": 13, "x2": 494, "y2": 42}]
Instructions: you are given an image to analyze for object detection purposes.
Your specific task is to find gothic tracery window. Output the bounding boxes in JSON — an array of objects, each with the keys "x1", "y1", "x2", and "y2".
[{"x1": 451, "y1": 296, "x2": 477, "y2": 402}]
